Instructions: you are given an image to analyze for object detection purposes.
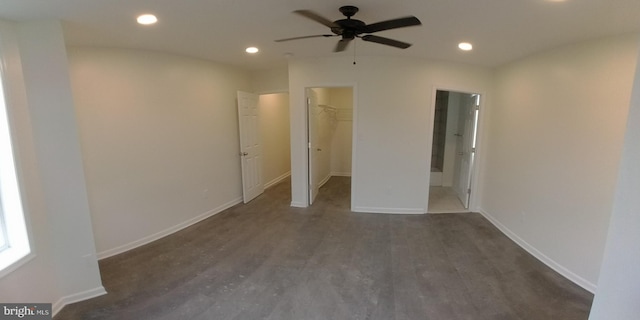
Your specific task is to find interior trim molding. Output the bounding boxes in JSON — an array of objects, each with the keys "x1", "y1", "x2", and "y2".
[
  {"x1": 290, "y1": 201, "x2": 307, "y2": 208},
  {"x1": 264, "y1": 171, "x2": 291, "y2": 189},
  {"x1": 478, "y1": 208, "x2": 597, "y2": 293},
  {"x1": 52, "y1": 286, "x2": 107, "y2": 316},
  {"x1": 352, "y1": 206, "x2": 425, "y2": 214},
  {"x1": 96, "y1": 197, "x2": 242, "y2": 259},
  {"x1": 318, "y1": 174, "x2": 331, "y2": 189}
]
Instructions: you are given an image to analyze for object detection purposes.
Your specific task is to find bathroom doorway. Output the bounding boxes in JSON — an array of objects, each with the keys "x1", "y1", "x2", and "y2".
[{"x1": 428, "y1": 90, "x2": 480, "y2": 213}]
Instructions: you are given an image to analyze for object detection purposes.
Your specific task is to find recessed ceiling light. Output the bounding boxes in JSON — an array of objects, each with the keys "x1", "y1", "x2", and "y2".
[
  {"x1": 458, "y1": 42, "x2": 473, "y2": 51},
  {"x1": 137, "y1": 14, "x2": 158, "y2": 25},
  {"x1": 245, "y1": 47, "x2": 259, "y2": 54}
]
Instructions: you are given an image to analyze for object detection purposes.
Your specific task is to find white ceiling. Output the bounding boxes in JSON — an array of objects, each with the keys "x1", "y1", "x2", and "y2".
[{"x1": 1, "y1": 0, "x2": 640, "y2": 70}]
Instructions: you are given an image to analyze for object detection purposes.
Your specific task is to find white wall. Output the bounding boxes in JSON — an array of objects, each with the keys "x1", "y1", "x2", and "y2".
[
  {"x1": 0, "y1": 20, "x2": 104, "y2": 314},
  {"x1": 289, "y1": 56, "x2": 492, "y2": 211},
  {"x1": 251, "y1": 67, "x2": 288, "y2": 94},
  {"x1": 259, "y1": 93, "x2": 291, "y2": 188},
  {"x1": 67, "y1": 47, "x2": 251, "y2": 257},
  {"x1": 588, "y1": 36, "x2": 640, "y2": 320},
  {"x1": 480, "y1": 34, "x2": 639, "y2": 291}
]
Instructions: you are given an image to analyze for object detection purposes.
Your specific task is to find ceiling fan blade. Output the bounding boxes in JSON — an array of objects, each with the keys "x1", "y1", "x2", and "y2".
[
  {"x1": 275, "y1": 34, "x2": 336, "y2": 42},
  {"x1": 294, "y1": 10, "x2": 339, "y2": 28},
  {"x1": 334, "y1": 38, "x2": 352, "y2": 52},
  {"x1": 364, "y1": 16, "x2": 422, "y2": 33},
  {"x1": 361, "y1": 35, "x2": 412, "y2": 49}
]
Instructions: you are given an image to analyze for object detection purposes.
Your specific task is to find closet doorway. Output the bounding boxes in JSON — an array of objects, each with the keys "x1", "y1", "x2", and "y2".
[
  {"x1": 428, "y1": 90, "x2": 480, "y2": 213},
  {"x1": 307, "y1": 87, "x2": 354, "y2": 205}
]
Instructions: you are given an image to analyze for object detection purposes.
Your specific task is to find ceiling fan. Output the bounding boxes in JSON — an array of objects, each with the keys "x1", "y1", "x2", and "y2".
[{"x1": 275, "y1": 5, "x2": 422, "y2": 52}]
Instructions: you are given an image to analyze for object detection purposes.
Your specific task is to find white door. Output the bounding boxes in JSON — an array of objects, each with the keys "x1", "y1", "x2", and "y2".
[
  {"x1": 453, "y1": 94, "x2": 479, "y2": 208},
  {"x1": 237, "y1": 91, "x2": 264, "y2": 203},
  {"x1": 307, "y1": 89, "x2": 321, "y2": 205}
]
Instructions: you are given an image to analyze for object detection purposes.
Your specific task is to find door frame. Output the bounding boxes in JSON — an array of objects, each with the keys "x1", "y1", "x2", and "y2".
[
  {"x1": 303, "y1": 85, "x2": 357, "y2": 208},
  {"x1": 426, "y1": 86, "x2": 484, "y2": 213},
  {"x1": 307, "y1": 88, "x2": 320, "y2": 205}
]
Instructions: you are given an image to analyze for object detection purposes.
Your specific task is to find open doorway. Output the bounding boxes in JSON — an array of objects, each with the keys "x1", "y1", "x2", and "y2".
[
  {"x1": 237, "y1": 91, "x2": 290, "y2": 203},
  {"x1": 428, "y1": 90, "x2": 480, "y2": 213},
  {"x1": 259, "y1": 93, "x2": 291, "y2": 190},
  {"x1": 307, "y1": 87, "x2": 354, "y2": 205}
]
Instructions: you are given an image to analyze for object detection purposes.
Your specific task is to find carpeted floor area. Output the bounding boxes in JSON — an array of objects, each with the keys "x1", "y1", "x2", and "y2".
[{"x1": 55, "y1": 176, "x2": 593, "y2": 319}]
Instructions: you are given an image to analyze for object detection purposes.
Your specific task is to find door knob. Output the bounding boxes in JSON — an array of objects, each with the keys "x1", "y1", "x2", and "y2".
[{"x1": 241, "y1": 152, "x2": 248, "y2": 156}]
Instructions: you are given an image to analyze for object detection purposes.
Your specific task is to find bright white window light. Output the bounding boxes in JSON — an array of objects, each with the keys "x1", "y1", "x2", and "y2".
[
  {"x1": 0, "y1": 71, "x2": 31, "y2": 277},
  {"x1": 245, "y1": 47, "x2": 259, "y2": 54},
  {"x1": 458, "y1": 42, "x2": 473, "y2": 51},
  {"x1": 137, "y1": 14, "x2": 158, "y2": 25}
]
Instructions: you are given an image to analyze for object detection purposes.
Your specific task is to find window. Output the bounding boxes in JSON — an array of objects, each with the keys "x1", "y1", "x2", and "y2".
[
  {"x1": 0, "y1": 66, "x2": 31, "y2": 276},
  {"x1": 0, "y1": 200, "x2": 7, "y2": 250}
]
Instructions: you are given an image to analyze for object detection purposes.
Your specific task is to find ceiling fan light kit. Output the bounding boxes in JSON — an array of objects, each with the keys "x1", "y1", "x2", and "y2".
[{"x1": 275, "y1": 5, "x2": 422, "y2": 53}]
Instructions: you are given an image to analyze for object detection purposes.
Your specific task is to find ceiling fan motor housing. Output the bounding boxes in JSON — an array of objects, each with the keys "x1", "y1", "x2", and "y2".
[{"x1": 332, "y1": 19, "x2": 366, "y2": 38}]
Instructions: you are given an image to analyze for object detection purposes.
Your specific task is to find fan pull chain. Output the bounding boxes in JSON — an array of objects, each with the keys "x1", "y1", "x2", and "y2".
[{"x1": 353, "y1": 39, "x2": 357, "y2": 65}]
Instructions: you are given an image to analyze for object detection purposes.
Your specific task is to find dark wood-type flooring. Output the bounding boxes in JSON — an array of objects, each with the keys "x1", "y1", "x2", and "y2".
[{"x1": 55, "y1": 177, "x2": 593, "y2": 319}]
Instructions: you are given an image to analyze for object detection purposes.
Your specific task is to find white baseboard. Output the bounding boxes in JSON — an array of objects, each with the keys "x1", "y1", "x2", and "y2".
[
  {"x1": 478, "y1": 208, "x2": 597, "y2": 293},
  {"x1": 96, "y1": 197, "x2": 242, "y2": 259},
  {"x1": 290, "y1": 201, "x2": 307, "y2": 208},
  {"x1": 330, "y1": 172, "x2": 352, "y2": 177},
  {"x1": 318, "y1": 175, "x2": 331, "y2": 188},
  {"x1": 352, "y1": 206, "x2": 426, "y2": 214},
  {"x1": 52, "y1": 286, "x2": 107, "y2": 316},
  {"x1": 264, "y1": 171, "x2": 291, "y2": 189}
]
